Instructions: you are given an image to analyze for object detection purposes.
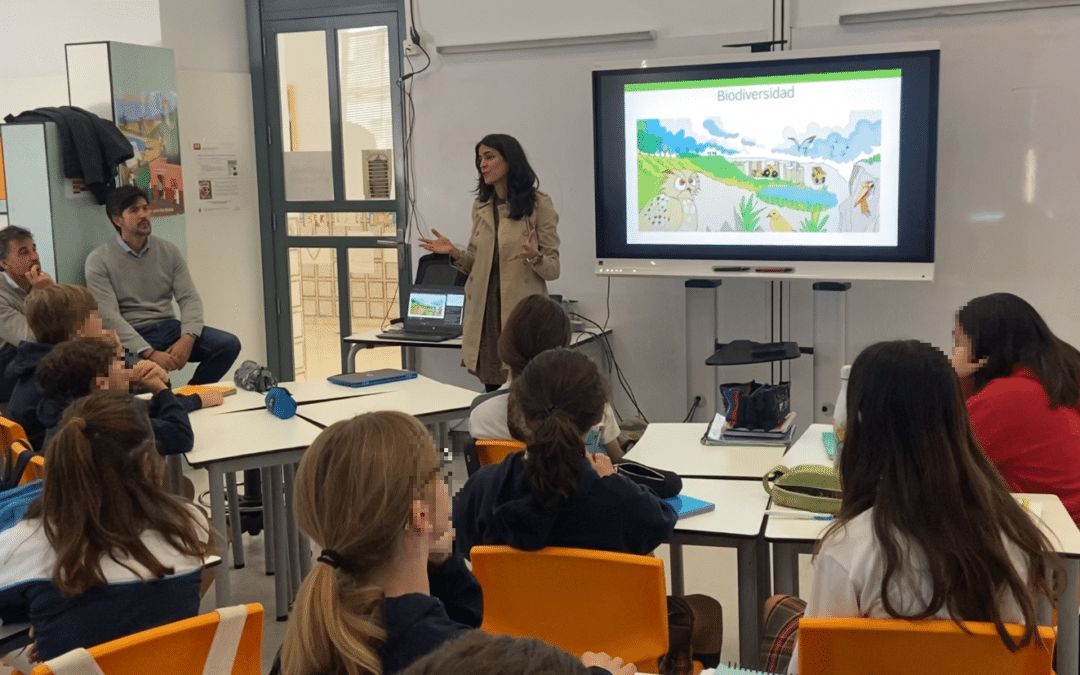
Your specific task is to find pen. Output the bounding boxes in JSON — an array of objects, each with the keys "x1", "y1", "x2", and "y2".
[{"x1": 765, "y1": 510, "x2": 834, "y2": 520}]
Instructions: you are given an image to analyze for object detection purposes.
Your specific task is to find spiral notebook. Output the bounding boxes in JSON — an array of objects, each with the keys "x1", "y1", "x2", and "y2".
[{"x1": 714, "y1": 664, "x2": 773, "y2": 675}]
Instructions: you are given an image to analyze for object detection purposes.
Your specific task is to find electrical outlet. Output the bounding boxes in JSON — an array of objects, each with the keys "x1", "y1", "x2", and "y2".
[{"x1": 403, "y1": 39, "x2": 420, "y2": 57}]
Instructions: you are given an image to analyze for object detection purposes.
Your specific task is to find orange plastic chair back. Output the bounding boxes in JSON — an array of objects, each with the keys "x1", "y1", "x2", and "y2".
[
  {"x1": 798, "y1": 617, "x2": 1056, "y2": 675},
  {"x1": 475, "y1": 439, "x2": 526, "y2": 467},
  {"x1": 9, "y1": 440, "x2": 44, "y2": 485},
  {"x1": 30, "y1": 604, "x2": 264, "y2": 675},
  {"x1": 471, "y1": 545, "x2": 668, "y2": 666}
]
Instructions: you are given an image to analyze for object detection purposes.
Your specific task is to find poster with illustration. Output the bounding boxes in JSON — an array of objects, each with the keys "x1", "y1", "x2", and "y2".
[
  {"x1": 110, "y1": 43, "x2": 184, "y2": 217},
  {"x1": 625, "y1": 69, "x2": 901, "y2": 248}
]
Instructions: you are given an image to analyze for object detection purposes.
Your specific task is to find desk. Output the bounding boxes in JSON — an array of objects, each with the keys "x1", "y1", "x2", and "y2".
[
  {"x1": 0, "y1": 621, "x2": 31, "y2": 654},
  {"x1": 343, "y1": 328, "x2": 611, "y2": 373},
  {"x1": 197, "y1": 378, "x2": 415, "y2": 416},
  {"x1": 187, "y1": 408, "x2": 323, "y2": 617},
  {"x1": 669, "y1": 478, "x2": 771, "y2": 670},
  {"x1": 187, "y1": 375, "x2": 479, "y2": 620},
  {"x1": 625, "y1": 423, "x2": 786, "y2": 479},
  {"x1": 779, "y1": 423, "x2": 834, "y2": 468}
]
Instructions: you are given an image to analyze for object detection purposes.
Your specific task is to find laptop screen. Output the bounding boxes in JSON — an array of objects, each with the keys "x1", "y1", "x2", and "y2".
[{"x1": 405, "y1": 286, "x2": 466, "y2": 332}]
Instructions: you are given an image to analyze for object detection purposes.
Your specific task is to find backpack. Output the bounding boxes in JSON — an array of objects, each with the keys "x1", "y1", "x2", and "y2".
[{"x1": 1, "y1": 440, "x2": 44, "y2": 531}]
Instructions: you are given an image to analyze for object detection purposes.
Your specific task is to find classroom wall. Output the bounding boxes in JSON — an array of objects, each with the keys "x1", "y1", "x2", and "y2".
[{"x1": 403, "y1": 2, "x2": 1080, "y2": 428}]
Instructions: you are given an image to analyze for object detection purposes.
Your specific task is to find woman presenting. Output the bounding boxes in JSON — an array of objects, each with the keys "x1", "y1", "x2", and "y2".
[{"x1": 420, "y1": 134, "x2": 560, "y2": 390}]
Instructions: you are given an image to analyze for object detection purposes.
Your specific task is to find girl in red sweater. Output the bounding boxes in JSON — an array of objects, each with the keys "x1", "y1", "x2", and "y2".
[{"x1": 953, "y1": 292, "x2": 1080, "y2": 525}]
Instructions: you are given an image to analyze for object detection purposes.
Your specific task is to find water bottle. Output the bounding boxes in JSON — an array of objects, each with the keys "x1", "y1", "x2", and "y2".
[{"x1": 832, "y1": 365, "x2": 851, "y2": 463}]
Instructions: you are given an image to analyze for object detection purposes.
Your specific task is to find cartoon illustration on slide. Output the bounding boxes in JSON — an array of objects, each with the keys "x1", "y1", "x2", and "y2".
[
  {"x1": 636, "y1": 111, "x2": 881, "y2": 234},
  {"x1": 638, "y1": 169, "x2": 701, "y2": 231}
]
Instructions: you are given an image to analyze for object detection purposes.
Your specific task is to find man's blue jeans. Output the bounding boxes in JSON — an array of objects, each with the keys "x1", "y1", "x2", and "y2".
[{"x1": 135, "y1": 320, "x2": 242, "y2": 385}]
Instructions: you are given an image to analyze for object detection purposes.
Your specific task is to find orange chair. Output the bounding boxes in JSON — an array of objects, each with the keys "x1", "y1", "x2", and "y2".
[
  {"x1": 7, "y1": 440, "x2": 44, "y2": 485},
  {"x1": 471, "y1": 545, "x2": 668, "y2": 669},
  {"x1": 798, "y1": 617, "x2": 1056, "y2": 675},
  {"x1": 29, "y1": 604, "x2": 264, "y2": 675},
  {"x1": 475, "y1": 439, "x2": 526, "y2": 467}
]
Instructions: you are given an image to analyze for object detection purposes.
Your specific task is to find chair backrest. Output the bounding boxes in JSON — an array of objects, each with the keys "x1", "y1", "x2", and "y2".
[
  {"x1": 415, "y1": 252, "x2": 467, "y2": 286},
  {"x1": 798, "y1": 617, "x2": 1056, "y2": 675},
  {"x1": 31, "y1": 604, "x2": 264, "y2": 675},
  {"x1": 474, "y1": 438, "x2": 526, "y2": 468},
  {"x1": 471, "y1": 545, "x2": 668, "y2": 666},
  {"x1": 8, "y1": 440, "x2": 44, "y2": 486}
]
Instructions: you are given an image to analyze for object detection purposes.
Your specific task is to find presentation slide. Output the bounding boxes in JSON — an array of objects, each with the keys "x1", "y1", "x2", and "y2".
[
  {"x1": 408, "y1": 293, "x2": 447, "y2": 320},
  {"x1": 624, "y1": 69, "x2": 902, "y2": 248}
]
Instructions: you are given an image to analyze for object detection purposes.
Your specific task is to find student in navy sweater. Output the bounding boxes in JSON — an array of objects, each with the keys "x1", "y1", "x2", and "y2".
[
  {"x1": 277, "y1": 411, "x2": 481, "y2": 675},
  {"x1": 455, "y1": 348, "x2": 676, "y2": 559},
  {"x1": 34, "y1": 340, "x2": 194, "y2": 457},
  {"x1": 953, "y1": 293, "x2": 1080, "y2": 526},
  {"x1": 0, "y1": 390, "x2": 212, "y2": 662}
]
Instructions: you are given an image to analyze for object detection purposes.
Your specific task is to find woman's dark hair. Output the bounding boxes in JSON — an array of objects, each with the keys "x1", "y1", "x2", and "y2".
[
  {"x1": 397, "y1": 631, "x2": 589, "y2": 675},
  {"x1": 475, "y1": 134, "x2": 538, "y2": 220},
  {"x1": 510, "y1": 349, "x2": 606, "y2": 509},
  {"x1": 498, "y1": 295, "x2": 571, "y2": 379},
  {"x1": 26, "y1": 390, "x2": 211, "y2": 598},
  {"x1": 957, "y1": 292, "x2": 1080, "y2": 407},
  {"x1": 818, "y1": 340, "x2": 1064, "y2": 651}
]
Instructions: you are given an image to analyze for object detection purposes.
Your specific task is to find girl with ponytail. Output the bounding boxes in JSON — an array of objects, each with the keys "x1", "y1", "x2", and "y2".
[
  {"x1": 454, "y1": 348, "x2": 677, "y2": 558},
  {"x1": 277, "y1": 411, "x2": 481, "y2": 675},
  {"x1": 0, "y1": 389, "x2": 211, "y2": 661}
]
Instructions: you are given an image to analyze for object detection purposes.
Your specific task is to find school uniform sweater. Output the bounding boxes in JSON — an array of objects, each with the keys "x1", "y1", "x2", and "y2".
[
  {"x1": 3, "y1": 342, "x2": 55, "y2": 449},
  {"x1": 0, "y1": 508, "x2": 207, "y2": 661},
  {"x1": 37, "y1": 389, "x2": 196, "y2": 456},
  {"x1": 966, "y1": 368, "x2": 1080, "y2": 526},
  {"x1": 453, "y1": 451, "x2": 677, "y2": 560},
  {"x1": 84, "y1": 236, "x2": 204, "y2": 356}
]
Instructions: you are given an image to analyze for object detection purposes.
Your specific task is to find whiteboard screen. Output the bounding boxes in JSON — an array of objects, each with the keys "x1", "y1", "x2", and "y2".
[{"x1": 593, "y1": 46, "x2": 939, "y2": 273}]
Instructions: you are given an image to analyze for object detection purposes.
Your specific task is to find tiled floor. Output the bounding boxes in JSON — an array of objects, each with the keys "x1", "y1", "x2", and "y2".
[{"x1": 190, "y1": 456, "x2": 816, "y2": 675}]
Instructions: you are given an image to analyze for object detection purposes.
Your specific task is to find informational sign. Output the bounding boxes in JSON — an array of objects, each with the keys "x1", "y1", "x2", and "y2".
[{"x1": 192, "y1": 142, "x2": 241, "y2": 212}]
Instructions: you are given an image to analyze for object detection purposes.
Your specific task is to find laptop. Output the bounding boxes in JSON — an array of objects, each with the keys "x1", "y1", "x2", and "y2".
[
  {"x1": 328, "y1": 368, "x2": 418, "y2": 388},
  {"x1": 377, "y1": 285, "x2": 466, "y2": 342}
]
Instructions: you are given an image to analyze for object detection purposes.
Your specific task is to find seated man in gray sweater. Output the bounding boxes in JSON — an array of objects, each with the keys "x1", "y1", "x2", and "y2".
[
  {"x1": 0, "y1": 225, "x2": 55, "y2": 401},
  {"x1": 85, "y1": 186, "x2": 241, "y2": 385}
]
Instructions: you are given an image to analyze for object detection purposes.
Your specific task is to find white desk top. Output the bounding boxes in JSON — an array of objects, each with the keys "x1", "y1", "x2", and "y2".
[
  {"x1": 764, "y1": 491, "x2": 1080, "y2": 558},
  {"x1": 196, "y1": 378, "x2": 409, "y2": 416},
  {"x1": 625, "y1": 423, "x2": 786, "y2": 479},
  {"x1": 344, "y1": 327, "x2": 609, "y2": 348},
  {"x1": 673, "y1": 478, "x2": 770, "y2": 537},
  {"x1": 781, "y1": 423, "x2": 835, "y2": 468},
  {"x1": 186, "y1": 407, "x2": 323, "y2": 467},
  {"x1": 296, "y1": 376, "x2": 478, "y2": 428}
]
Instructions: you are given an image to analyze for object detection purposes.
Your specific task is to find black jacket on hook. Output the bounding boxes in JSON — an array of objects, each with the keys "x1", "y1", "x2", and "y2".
[{"x1": 4, "y1": 106, "x2": 134, "y2": 204}]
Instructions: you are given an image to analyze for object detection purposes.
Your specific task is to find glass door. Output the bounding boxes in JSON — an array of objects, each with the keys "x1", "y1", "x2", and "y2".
[{"x1": 263, "y1": 14, "x2": 408, "y2": 380}]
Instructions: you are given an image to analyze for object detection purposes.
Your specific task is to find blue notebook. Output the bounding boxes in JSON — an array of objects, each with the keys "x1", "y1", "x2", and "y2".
[
  {"x1": 664, "y1": 494, "x2": 716, "y2": 519},
  {"x1": 328, "y1": 369, "x2": 418, "y2": 388},
  {"x1": 823, "y1": 430, "x2": 838, "y2": 459}
]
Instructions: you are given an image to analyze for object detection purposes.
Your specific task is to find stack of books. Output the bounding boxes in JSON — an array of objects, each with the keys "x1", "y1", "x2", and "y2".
[{"x1": 702, "y1": 411, "x2": 797, "y2": 447}]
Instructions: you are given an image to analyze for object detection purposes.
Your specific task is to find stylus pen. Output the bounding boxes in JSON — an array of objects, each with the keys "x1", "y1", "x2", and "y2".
[{"x1": 764, "y1": 510, "x2": 834, "y2": 521}]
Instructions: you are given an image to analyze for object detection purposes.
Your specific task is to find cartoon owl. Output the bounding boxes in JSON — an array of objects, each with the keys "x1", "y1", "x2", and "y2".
[
  {"x1": 763, "y1": 164, "x2": 779, "y2": 178},
  {"x1": 639, "y1": 169, "x2": 702, "y2": 232},
  {"x1": 811, "y1": 166, "x2": 827, "y2": 185}
]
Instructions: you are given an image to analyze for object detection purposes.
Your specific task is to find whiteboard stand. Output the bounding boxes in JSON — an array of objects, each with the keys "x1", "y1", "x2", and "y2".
[
  {"x1": 812, "y1": 282, "x2": 851, "y2": 424},
  {"x1": 685, "y1": 279, "x2": 722, "y2": 421}
]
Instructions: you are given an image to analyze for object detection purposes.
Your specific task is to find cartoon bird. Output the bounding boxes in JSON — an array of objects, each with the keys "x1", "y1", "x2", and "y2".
[
  {"x1": 767, "y1": 209, "x2": 792, "y2": 232},
  {"x1": 853, "y1": 180, "x2": 875, "y2": 217},
  {"x1": 638, "y1": 169, "x2": 702, "y2": 232},
  {"x1": 812, "y1": 166, "x2": 827, "y2": 185}
]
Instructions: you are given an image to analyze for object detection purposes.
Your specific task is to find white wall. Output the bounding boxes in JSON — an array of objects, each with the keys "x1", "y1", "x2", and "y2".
[{"x1": 0, "y1": 1, "x2": 162, "y2": 117}]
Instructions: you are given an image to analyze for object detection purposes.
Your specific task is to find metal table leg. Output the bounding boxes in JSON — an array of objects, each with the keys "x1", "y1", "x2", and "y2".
[
  {"x1": 346, "y1": 344, "x2": 363, "y2": 374},
  {"x1": 772, "y1": 542, "x2": 800, "y2": 597},
  {"x1": 669, "y1": 542, "x2": 685, "y2": 596},
  {"x1": 225, "y1": 472, "x2": 244, "y2": 568},
  {"x1": 284, "y1": 462, "x2": 302, "y2": 598},
  {"x1": 296, "y1": 464, "x2": 312, "y2": 579},
  {"x1": 208, "y1": 465, "x2": 231, "y2": 606},
  {"x1": 270, "y1": 465, "x2": 290, "y2": 621},
  {"x1": 736, "y1": 539, "x2": 763, "y2": 670},
  {"x1": 261, "y1": 467, "x2": 275, "y2": 576}
]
